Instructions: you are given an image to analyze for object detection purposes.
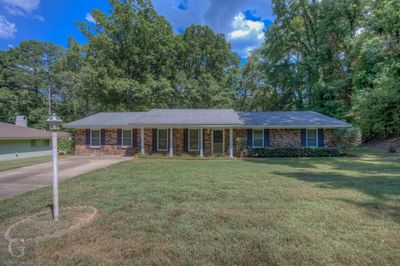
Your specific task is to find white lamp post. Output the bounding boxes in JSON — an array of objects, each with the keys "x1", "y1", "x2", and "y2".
[{"x1": 46, "y1": 115, "x2": 62, "y2": 222}]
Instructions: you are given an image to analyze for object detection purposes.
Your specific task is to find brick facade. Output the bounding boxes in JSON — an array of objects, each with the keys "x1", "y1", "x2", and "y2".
[
  {"x1": 270, "y1": 129, "x2": 302, "y2": 147},
  {"x1": 75, "y1": 128, "x2": 337, "y2": 156}
]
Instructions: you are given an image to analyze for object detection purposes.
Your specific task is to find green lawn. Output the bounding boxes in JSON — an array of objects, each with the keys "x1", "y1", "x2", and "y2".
[
  {"x1": 0, "y1": 156, "x2": 51, "y2": 171},
  {"x1": 1, "y1": 154, "x2": 399, "y2": 265}
]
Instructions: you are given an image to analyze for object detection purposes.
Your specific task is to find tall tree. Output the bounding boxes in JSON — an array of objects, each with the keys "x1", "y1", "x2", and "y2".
[{"x1": 0, "y1": 41, "x2": 62, "y2": 128}]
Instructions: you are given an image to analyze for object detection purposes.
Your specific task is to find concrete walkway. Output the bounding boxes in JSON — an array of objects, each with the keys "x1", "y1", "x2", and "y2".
[{"x1": 0, "y1": 156, "x2": 131, "y2": 200}]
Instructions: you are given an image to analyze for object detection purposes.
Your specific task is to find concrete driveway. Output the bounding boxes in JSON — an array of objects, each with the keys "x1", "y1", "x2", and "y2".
[{"x1": 0, "y1": 156, "x2": 131, "y2": 200}]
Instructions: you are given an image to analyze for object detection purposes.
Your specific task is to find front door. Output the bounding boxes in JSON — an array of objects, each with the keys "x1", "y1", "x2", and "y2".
[{"x1": 212, "y1": 130, "x2": 224, "y2": 155}]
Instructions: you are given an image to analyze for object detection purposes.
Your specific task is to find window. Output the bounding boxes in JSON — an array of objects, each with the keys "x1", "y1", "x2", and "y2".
[
  {"x1": 122, "y1": 129, "x2": 132, "y2": 147},
  {"x1": 252, "y1": 129, "x2": 264, "y2": 148},
  {"x1": 306, "y1": 129, "x2": 317, "y2": 147},
  {"x1": 91, "y1": 130, "x2": 100, "y2": 147},
  {"x1": 188, "y1": 129, "x2": 199, "y2": 151},
  {"x1": 157, "y1": 129, "x2": 168, "y2": 151}
]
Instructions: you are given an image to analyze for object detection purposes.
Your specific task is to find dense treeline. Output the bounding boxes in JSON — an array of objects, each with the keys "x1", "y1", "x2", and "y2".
[
  {"x1": 241, "y1": 0, "x2": 400, "y2": 140},
  {"x1": 0, "y1": 0, "x2": 399, "y2": 141}
]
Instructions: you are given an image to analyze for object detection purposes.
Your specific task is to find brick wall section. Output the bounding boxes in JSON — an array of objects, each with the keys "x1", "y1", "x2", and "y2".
[
  {"x1": 75, "y1": 129, "x2": 138, "y2": 156},
  {"x1": 75, "y1": 127, "x2": 338, "y2": 156},
  {"x1": 144, "y1": 129, "x2": 153, "y2": 153},
  {"x1": 270, "y1": 129, "x2": 301, "y2": 147},
  {"x1": 324, "y1": 129, "x2": 335, "y2": 147},
  {"x1": 173, "y1": 129, "x2": 184, "y2": 155}
]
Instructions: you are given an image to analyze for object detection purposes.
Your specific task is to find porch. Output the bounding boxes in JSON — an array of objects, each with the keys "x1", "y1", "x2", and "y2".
[{"x1": 75, "y1": 128, "x2": 247, "y2": 158}]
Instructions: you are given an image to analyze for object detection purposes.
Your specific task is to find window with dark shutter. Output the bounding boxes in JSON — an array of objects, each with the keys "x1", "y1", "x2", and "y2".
[
  {"x1": 117, "y1": 129, "x2": 122, "y2": 147},
  {"x1": 188, "y1": 129, "x2": 199, "y2": 151},
  {"x1": 183, "y1": 129, "x2": 188, "y2": 152},
  {"x1": 85, "y1": 129, "x2": 90, "y2": 147},
  {"x1": 132, "y1": 129, "x2": 138, "y2": 147},
  {"x1": 264, "y1": 129, "x2": 270, "y2": 147},
  {"x1": 301, "y1": 129, "x2": 307, "y2": 147},
  {"x1": 247, "y1": 129, "x2": 252, "y2": 148},
  {"x1": 318, "y1": 129, "x2": 324, "y2": 147},
  {"x1": 122, "y1": 129, "x2": 132, "y2": 147}
]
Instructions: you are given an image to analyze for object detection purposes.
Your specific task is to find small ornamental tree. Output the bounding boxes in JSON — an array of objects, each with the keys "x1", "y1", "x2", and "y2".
[
  {"x1": 334, "y1": 127, "x2": 362, "y2": 154},
  {"x1": 57, "y1": 137, "x2": 74, "y2": 155}
]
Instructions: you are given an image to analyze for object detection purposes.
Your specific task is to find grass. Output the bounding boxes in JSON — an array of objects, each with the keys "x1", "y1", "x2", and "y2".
[
  {"x1": 0, "y1": 153, "x2": 399, "y2": 265},
  {"x1": 0, "y1": 156, "x2": 51, "y2": 171}
]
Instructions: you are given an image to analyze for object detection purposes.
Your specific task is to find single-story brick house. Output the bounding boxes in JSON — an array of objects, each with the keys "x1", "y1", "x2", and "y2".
[{"x1": 63, "y1": 109, "x2": 350, "y2": 158}]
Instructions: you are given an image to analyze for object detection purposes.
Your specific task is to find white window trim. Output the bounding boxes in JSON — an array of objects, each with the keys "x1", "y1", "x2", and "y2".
[
  {"x1": 90, "y1": 129, "x2": 101, "y2": 148},
  {"x1": 211, "y1": 129, "x2": 225, "y2": 155},
  {"x1": 306, "y1": 129, "x2": 318, "y2": 148},
  {"x1": 252, "y1": 129, "x2": 264, "y2": 148},
  {"x1": 121, "y1": 129, "x2": 132, "y2": 148},
  {"x1": 188, "y1": 129, "x2": 200, "y2": 151},
  {"x1": 157, "y1": 128, "x2": 169, "y2": 151}
]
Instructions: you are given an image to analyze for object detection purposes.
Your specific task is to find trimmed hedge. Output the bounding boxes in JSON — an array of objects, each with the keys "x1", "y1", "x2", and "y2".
[{"x1": 249, "y1": 147, "x2": 344, "y2": 157}]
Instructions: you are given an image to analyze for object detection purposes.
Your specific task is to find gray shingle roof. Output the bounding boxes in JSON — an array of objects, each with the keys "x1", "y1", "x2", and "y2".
[
  {"x1": 0, "y1": 122, "x2": 71, "y2": 139},
  {"x1": 237, "y1": 111, "x2": 350, "y2": 127},
  {"x1": 63, "y1": 109, "x2": 351, "y2": 128},
  {"x1": 141, "y1": 109, "x2": 242, "y2": 125},
  {"x1": 0, "y1": 122, "x2": 50, "y2": 139},
  {"x1": 63, "y1": 112, "x2": 145, "y2": 128}
]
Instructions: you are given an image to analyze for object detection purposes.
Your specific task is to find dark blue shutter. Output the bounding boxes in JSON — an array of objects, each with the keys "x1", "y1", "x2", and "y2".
[
  {"x1": 318, "y1": 129, "x2": 324, "y2": 147},
  {"x1": 132, "y1": 129, "x2": 137, "y2": 147},
  {"x1": 117, "y1": 129, "x2": 122, "y2": 147},
  {"x1": 247, "y1": 129, "x2": 252, "y2": 148},
  {"x1": 168, "y1": 129, "x2": 170, "y2": 150},
  {"x1": 203, "y1": 129, "x2": 206, "y2": 150},
  {"x1": 100, "y1": 129, "x2": 106, "y2": 147},
  {"x1": 152, "y1": 129, "x2": 157, "y2": 152},
  {"x1": 85, "y1": 129, "x2": 90, "y2": 147},
  {"x1": 301, "y1": 129, "x2": 307, "y2": 147},
  {"x1": 183, "y1": 129, "x2": 188, "y2": 152},
  {"x1": 264, "y1": 129, "x2": 270, "y2": 147}
]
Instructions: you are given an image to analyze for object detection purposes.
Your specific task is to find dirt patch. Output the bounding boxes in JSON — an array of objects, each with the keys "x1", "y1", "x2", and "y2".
[{"x1": 5, "y1": 206, "x2": 97, "y2": 257}]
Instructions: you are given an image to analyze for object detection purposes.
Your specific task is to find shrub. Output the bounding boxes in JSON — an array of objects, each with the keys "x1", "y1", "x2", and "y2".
[
  {"x1": 249, "y1": 147, "x2": 343, "y2": 157},
  {"x1": 234, "y1": 137, "x2": 249, "y2": 157},
  {"x1": 57, "y1": 137, "x2": 74, "y2": 155},
  {"x1": 333, "y1": 127, "x2": 362, "y2": 154}
]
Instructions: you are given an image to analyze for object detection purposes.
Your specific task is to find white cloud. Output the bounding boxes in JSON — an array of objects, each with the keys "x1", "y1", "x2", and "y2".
[
  {"x1": 230, "y1": 13, "x2": 264, "y2": 40},
  {"x1": 1, "y1": 0, "x2": 40, "y2": 13},
  {"x1": 1, "y1": 0, "x2": 43, "y2": 21},
  {"x1": 228, "y1": 13, "x2": 265, "y2": 57},
  {"x1": 85, "y1": 13, "x2": 96, "y2": 24},
  {"x1": 152, "y1": 0, "x2": 273, "y2": 58},
  {"x1": 0, "y1": 16, "x2": 17, "y2": 39}
]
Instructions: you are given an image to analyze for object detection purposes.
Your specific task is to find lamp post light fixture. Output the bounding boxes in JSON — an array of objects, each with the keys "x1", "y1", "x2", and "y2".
[{"x1": 46, "y1": 115, "x2": 62, "y2": 222}]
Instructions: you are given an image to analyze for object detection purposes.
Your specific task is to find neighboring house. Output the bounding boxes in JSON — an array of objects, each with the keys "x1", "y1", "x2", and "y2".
[
  {"x1": 63, "y1": 109, "x2": 351, "y2": 158},
  {"x1": 0, "y1": 116, "x2": 70, "y2": 161}
]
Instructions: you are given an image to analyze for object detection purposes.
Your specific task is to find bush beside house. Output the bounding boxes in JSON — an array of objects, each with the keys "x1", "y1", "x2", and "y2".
[{"x1": 249, "y1": 147, "x2": 343, "y2": 157}]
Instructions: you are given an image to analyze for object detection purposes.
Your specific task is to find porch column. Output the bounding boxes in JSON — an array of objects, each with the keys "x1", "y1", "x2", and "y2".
[
  {"x1": 140, "y1": 127, "x2": 145, "y2": 155},
  {"x1": 199, "y1": 128, "x2": 204, "y2": 158},
  {"x1": 229, "y1": 128, "x2": 234, "y2": 159},
  {"x1": 169, "y1": 128, "x2": 173, "y2": 157}
]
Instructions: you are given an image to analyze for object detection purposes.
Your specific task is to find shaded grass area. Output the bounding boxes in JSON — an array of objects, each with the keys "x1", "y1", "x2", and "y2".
[
  {"x1": 0, "y1": 156, "x2": 51, "y2": 171},
  {"x1": 0, "y1": 155, "x2": 399, "y2": 265}
]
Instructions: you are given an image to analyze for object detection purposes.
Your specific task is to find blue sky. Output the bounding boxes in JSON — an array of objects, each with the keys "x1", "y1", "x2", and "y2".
[{"x1": 0, "y1": 0, "x2": 273, "y2": 59}]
